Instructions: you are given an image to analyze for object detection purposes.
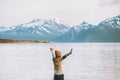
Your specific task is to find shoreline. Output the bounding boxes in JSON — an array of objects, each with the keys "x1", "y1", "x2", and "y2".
[{"x1": 0, "y1": 39, "x2": 49, "y2": 44}]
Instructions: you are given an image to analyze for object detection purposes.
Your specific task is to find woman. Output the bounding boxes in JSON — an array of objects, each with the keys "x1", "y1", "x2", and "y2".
[{"x1": 50, "y1": 48, "x2": 73, "y2": 80}]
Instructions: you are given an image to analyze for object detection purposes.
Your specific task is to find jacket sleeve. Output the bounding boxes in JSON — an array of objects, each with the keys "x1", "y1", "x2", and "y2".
[{"x1": 62, "y1": 52, "x2": 72, "y2": 60}]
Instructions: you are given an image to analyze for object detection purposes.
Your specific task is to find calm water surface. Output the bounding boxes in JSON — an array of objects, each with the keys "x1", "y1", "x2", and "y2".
[{"x1": 0, "y1": 43, "x2": 120, "y2": 80}]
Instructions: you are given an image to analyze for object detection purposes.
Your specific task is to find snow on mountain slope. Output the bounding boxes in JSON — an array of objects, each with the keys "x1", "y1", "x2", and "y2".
[
  {"x1": 98, "y1": 15, "x2": 120, "y2": 29},
  {"x1": 67, "y1": 22, "x2": 95, "y2": 35},
  {"x1": 55, "y1": 15, "x2": 120, "y2": 42},
  {"x1": 0, "y1": 15, "x2": 120, "y2": 42},
  {"x1": 0, "y1": 19, "x2": 70, "y2": 40},
  {"x1": 54, "y1": 22, "x2": 95, "y2": 42}
]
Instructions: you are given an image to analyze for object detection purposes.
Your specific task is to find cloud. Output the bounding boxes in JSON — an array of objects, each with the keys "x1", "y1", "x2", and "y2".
[{"x1": 99, "y1": 0, "x2": 120, "y2": 6}]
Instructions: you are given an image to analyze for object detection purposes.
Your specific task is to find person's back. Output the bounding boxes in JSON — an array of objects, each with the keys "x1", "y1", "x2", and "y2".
[
  {"x1": 53, "y1": 57, "x2": 63, "y2": 75},
  {"x1": 50, "y1": 48, "x2": 73, "y2": 80}
]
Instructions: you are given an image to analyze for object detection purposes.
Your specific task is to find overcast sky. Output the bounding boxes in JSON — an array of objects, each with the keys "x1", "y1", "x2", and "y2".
[{"x1": 0, "y1": 0, "x2": 120, "y2": 27}]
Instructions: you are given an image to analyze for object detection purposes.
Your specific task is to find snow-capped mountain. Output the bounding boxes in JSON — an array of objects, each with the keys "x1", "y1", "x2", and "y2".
[
  {"x1": 98, "y1": 15, "x2": 120, "y2": 30},
  {"x1": 74, "y1": 15, "x2": 120, "y2": 42},
  {"x1": 94, "y1": 15, "x2": 120, "y2": 42},
  {"x1": 0, "y1": 19, "x2": 70, "y2": 40},
  {"x1": 54, "y1": 22, "x2": 95, "y2": 42},
  {"x1": 0, "y1": 15, "x2": 120, "y2": 42},
  {"x1": 55, "y1": 15, "x2": 120, "y2": 42}
]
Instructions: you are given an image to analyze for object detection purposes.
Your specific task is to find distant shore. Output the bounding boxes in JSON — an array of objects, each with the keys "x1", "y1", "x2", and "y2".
[{"x1": 0, "y1": 39, "x2": 49, "y2": 44}]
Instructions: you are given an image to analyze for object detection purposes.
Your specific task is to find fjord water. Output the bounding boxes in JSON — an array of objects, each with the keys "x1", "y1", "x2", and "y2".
[{"x1": 0, "y1": 43, "x2": 120, "y2": 80}]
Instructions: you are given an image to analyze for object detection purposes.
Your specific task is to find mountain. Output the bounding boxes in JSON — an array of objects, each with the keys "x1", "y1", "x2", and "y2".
[
  {"x1": 98, "y1": 15, "x2": 120, "y2": 29},
  {"x1": 0, "y1": 19, "x2": 70, "y2": 40},
  {"x1": 56, "y1": 15, "x2": 120, "y2": 42},
  {"x1": 95, "y1": 15, "x2": 120, "y2": 42},
  {"x1": 54, "y1": 22, "x2": 96, "y2": 42},
  {"x1": 0, "y1": 15, "x2": 120, "y2": 42}
]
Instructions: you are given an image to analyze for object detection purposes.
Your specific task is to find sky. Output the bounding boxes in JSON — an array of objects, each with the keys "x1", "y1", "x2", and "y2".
[{"x1": 0, "y1": 0, "x2": 120, "y2": 27}]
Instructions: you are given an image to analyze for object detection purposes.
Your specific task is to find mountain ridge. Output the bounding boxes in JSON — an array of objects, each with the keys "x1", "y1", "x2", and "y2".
[{"x1": 0, "y1": 15, "x2": 120, "y2": 42}]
